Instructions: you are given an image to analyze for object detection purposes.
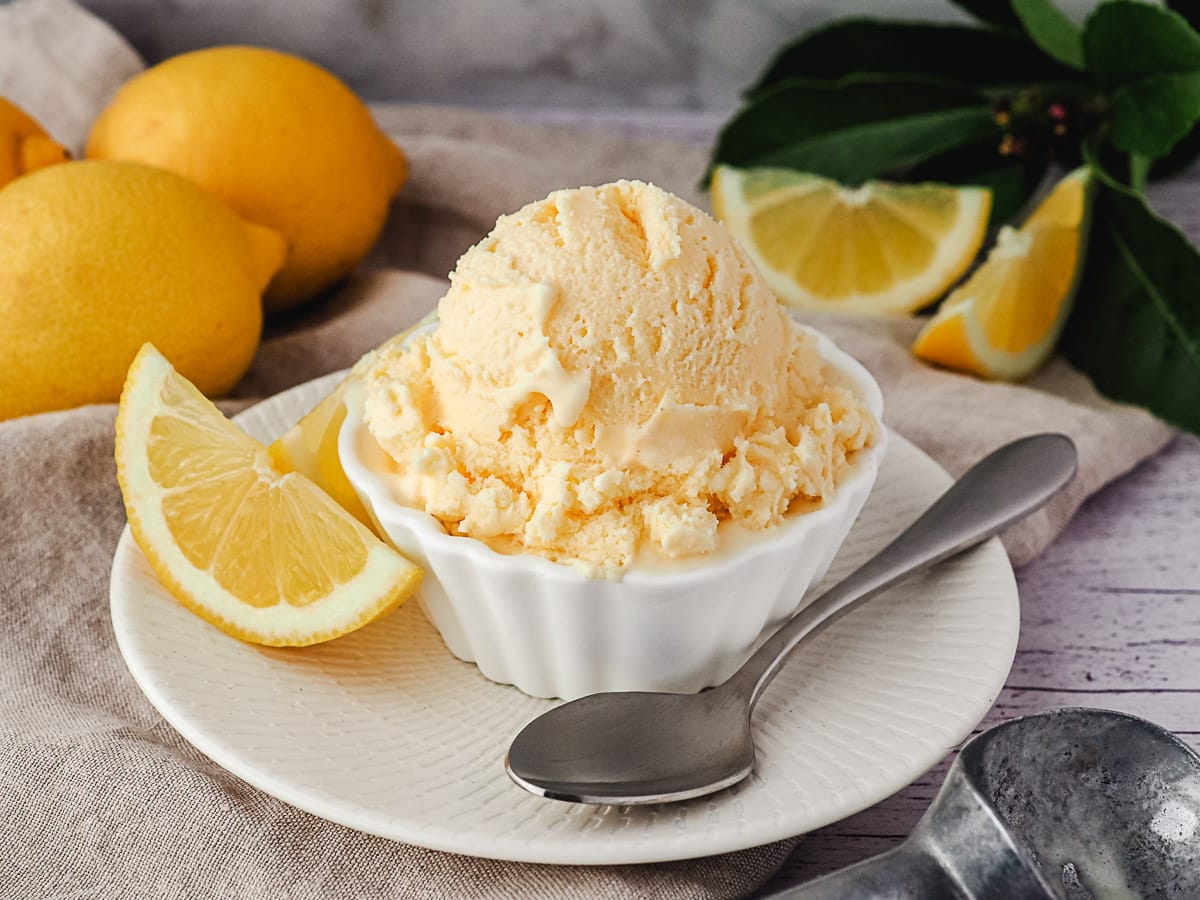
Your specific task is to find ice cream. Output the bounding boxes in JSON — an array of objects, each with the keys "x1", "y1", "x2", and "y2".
[{"x1": 362, "y1": 180, "x2": 878, "y2": 576}]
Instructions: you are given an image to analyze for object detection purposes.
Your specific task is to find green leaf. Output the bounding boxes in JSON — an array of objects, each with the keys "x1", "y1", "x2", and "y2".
[
  {"x1": 1061, "y1": 170, "x2": 1200, "y2": 434},
  {"x1": 906, "y1": 137, "x2": 1047, "y2": 224},
  {"x1": 1012, "y1": 0, "x2": 1085, "y2": 69},
  {"x1": 1083, "y1": 0, "x2": 1200, "y2": 157},
  {"x1": 968, "y1": 162, "x2": 1048, "y2": 223},
  {"x1": 1085, "y1": 1, "x2": 1200, "y2": 85},
  {"x1": 947, "y1": 0, "x2": 1022, "y2": 30},
  {"x1": 1150, "y1": 120, "x2": 1200, "y2": 179},
  {"x1": 749, "y1": 19, "x2": 1080, "y2": 97},
  {"x1": 1110, "y1": 72, "x2": 1200, "y2": 158},
  {"x1": 1167, "y1": 0, "x2": 1200, "y2": 33},
  {"x1": 708, "y1": 77, "x2": 1001, "y2": 185}
]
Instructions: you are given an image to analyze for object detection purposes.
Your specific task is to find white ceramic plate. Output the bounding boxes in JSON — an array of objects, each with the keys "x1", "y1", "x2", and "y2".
[{"x1": 110, "y1": 372, "x2": 1019, "y2": 866}]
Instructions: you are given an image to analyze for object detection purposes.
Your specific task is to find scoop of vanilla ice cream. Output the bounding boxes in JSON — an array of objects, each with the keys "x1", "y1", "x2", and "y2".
[{"x1": 364, "y1": 180, "x2": 877, "y2": 575}]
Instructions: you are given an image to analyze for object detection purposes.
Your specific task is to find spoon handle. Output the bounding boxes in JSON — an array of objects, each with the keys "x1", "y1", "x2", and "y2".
[{"x1": 728, "y1": 433, "x2": 1077, "y2": 710}]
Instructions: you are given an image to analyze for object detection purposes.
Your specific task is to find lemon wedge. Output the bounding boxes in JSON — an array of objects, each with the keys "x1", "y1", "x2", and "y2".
[
  {"x1": 912, "y1": 167, "x2": 1092, "y2": 380},
  {"x1": 115, "y1": 344, "x2": 422, "y2": 646},
  {"x1": 267, "y1": 312, "x2": 436, "y2": 525},
  {"x1": 266, "y1": 375, "x2": 372, "y2": 527},
  {"x1": 711, "y1": 165, "x2": 991, "y2": 314}
]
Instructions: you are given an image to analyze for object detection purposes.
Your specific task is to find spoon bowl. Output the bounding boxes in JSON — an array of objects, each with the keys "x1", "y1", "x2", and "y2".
[
  {"x1": 507, "y1": 434, "x2": 1078, "y2": 805},
  {"x1": 507, "y1": 686, "x2": 754, "y2": 804}
]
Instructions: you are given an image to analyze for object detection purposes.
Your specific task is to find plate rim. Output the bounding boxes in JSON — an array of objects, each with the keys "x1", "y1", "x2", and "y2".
[{"x1": 109, "y1": 370, "x2": 1019, "y2": 866}]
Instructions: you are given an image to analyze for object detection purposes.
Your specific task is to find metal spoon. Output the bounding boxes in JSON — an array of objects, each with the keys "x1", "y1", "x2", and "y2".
[{"x1": 506, "y1": 433, "x2": 1078, "y2": 805}]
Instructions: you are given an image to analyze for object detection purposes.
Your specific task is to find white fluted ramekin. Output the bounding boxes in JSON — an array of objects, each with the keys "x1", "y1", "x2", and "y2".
[{"x1": 339, "y1": 325, "x2": 885, "y2": 700}]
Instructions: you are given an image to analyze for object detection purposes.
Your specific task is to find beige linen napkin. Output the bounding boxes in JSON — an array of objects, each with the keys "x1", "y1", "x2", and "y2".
[{"x1": 0, "y1": 2, "x2": 1178, "y2": 899}]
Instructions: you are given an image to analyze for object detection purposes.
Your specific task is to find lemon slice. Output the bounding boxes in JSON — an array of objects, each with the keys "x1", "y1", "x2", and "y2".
[
  {"x1": 266, "y1": 375, "x2": 372, "y2": 526},
  {"x1": 115, "y1": 343, "x2": 422, "y2": 646},
  {"x1": 912, "y1": 167, "x2": 1092, "y2": 380},
  {"x1": 267, "y1": 311, "x2": 437, "y2": 524},
  {"x1": 711, "y1": 165, "x2": 991, "y2": 314}
]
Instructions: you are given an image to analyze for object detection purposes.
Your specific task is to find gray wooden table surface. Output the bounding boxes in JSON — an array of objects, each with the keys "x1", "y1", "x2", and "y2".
[
  {"x1": 762, "y1": 431, "x2": 1200, "y2": 893},
  {"x1": 512, "y1": 108, "x2": 1200, "y2": 897}
]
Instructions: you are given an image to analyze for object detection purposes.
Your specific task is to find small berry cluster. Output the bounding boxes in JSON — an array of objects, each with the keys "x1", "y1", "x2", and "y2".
[{"x1": 993, "y1": 88, "x2": 1109, "y2": 163}]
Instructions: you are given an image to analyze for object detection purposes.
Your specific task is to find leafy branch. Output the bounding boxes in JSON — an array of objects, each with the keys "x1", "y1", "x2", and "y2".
[{"x1": 708, "y1": 0, "x2": 1200, "y2": 436}]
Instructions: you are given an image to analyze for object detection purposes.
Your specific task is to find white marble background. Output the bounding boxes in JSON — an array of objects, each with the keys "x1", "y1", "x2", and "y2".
[{"x1": 77, "y1": 0, "x2": 1100, "y2": 116}]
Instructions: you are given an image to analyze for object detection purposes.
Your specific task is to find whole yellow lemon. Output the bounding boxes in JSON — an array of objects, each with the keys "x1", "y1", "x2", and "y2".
[
  {"x1": 0, "y1": 96, "x2": 70, "y2": 188},
  {"x1": 86, "y1": 46, "x2": 408, "y2": 312},
  {"x1": 0, "y1": 160, "x2": 285, "y2": 421}
]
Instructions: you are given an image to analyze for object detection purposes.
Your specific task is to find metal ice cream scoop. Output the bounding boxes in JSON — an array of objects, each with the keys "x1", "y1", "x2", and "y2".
[
  {"x1": 506, "y1": 433, "x2": 1078, "y2": 805},
  {"x1": 770, "y1": 707, "x2": 1200, "y2": 899}
]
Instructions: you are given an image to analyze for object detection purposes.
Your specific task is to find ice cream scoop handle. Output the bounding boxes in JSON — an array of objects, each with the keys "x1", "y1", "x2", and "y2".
[
  {"x1": 763, "y1": 843, "x2": 957, "y2": 899},
  {"x1": 728, "y1": 433, "x2": 1077, "y2": 710}
]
